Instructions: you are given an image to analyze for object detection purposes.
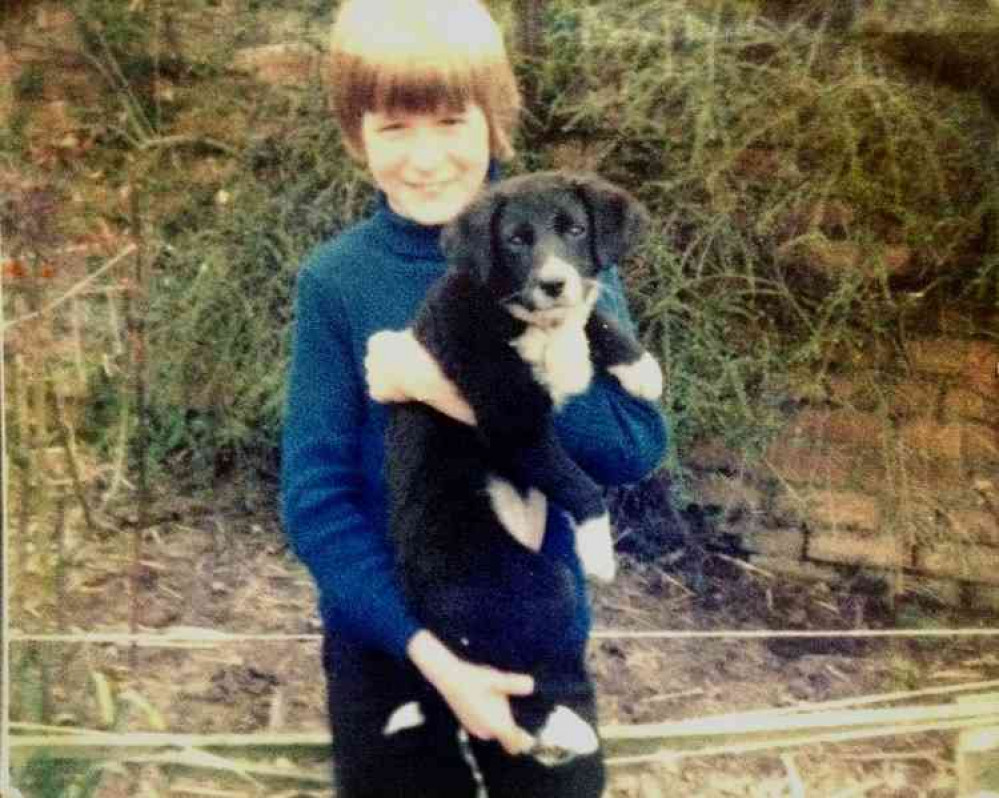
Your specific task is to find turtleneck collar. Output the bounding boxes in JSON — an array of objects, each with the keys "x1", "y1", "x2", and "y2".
[{"x1": 372, "y1": 160, "x2": 502, "y2": 260}]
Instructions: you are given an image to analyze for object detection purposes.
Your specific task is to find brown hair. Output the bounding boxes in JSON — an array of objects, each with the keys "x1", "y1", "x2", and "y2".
[{"x1": 328, "y1": 0, "x2": 521, "y2": 162}]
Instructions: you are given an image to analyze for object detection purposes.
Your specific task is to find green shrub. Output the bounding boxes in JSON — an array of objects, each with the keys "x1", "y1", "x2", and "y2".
[
  {"x1": 56, "y1": 0, "x2": 997, "y2": 484},
  {"x1": 520, "y1": 0, "x2": 997, "y2": 468},
  {"x1": 144, "y1": 81, "x2": 371, "y2": 480}
]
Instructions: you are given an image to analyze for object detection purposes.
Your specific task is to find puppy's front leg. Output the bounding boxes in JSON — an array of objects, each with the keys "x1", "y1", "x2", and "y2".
[
  {"x1": 586, "y1": 310, "x2": 663, "y2": 401},
  {"x1": 503, "y1": 429, "x2": 616, "y2": 583}
]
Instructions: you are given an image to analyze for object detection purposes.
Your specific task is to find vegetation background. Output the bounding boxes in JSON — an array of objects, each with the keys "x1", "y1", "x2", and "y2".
[
  {"x1": 2, "y1": 0, "x2": 998, "y2": 795},
  {"x1": 3, "y1": 0, "x2": 996, "y2": 490}
]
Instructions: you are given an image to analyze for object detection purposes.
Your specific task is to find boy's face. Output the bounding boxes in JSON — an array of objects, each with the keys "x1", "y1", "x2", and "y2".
[{"x1": 361, "y1": 103, "x2": 491, "y2": 227}]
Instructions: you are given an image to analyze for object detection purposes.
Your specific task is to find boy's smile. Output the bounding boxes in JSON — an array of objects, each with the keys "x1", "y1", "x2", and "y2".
[{"x1": 361, "y1": 104, "x2": 491, "y2": 227}]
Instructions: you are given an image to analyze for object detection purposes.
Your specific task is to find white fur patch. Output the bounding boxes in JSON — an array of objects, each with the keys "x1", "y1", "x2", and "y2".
[
  {"x1": 383, "y1": 701, "x2": 426, "y2": 736},
  {"x1": 530, "y1": 705, "x2": 600, "y2": 766},
  {"x1": 507, "y1": 278, "x2": 600, "y2": 407},
  {"x1": 608, "y1": 351, "x2": 663, "y2": 401},
  {"x1": 511, "y1": 323, "x2": 592, "y2": 407},
  {"x1": 485, "y1": 476, "x2": 548, "y2": 552},
  {"x1": 571, "y1": 513, "x2": 616, "y2": 583}
]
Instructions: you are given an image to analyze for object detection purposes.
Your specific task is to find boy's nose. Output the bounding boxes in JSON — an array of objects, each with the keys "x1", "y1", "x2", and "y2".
[{"x1": 408, "y1": 130, "x2": 446, "y2": 171}]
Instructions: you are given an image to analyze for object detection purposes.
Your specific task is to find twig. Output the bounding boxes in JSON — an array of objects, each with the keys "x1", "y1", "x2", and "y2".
[
  {"x1": 9, "y1": 630, "x2": 323, "y2": 645},
  {"x1": 126, "y1": 187, "x2": 150, "y2": 670},
  {"x1": 100, "y1": 391, "x2": 131, "y2": 508},
  {"x1": 590, "y1": 628, "x2": 999, "y2": 640},
  {"x1": 713, "y1": 551, "x2": 776, "y2": 579},
  {"x1": 10, "y1": 730, "x2": 332, "y2": 750},
  {"x1": 2, "y1": 244, "x2": 138, "y2": 331},
  {"x1": 839, "y1": 750, "x2": 938, "y2": 762},
  {"x1": 606, "y1": 717, "x2": 999, "y2": 767},
  {"x1": 46, "y1": 373, "x2": 108, "y2": 534},
  {"x1": 100, "y1": 282, "x2": 129, "y2": 508},
  {"x1": 828, "y1": 780, "x2": 883, "y2": 798},
  {"x1": 105, "y1": 287, "x2": 124, "y2": 355},
  {"x1": 646, "y1": 688, "x2": 706, "y2": 704},
  {"x1": 660, "y1": 572, "x2": 697, "y2": 597},
  {"x1": 53, "y1": 495, "x2": 68, "y2": 661},
  {"x1": 601, "y1": 700, "x2": 999, "y2": 741},
  {"x1": 11, "y1": 722, "x2": 114, "y2": 736},
  {"x1": 11, "y1": 629, "x2": 999, "y2": 645},
  {"x1": 70, "y1": 296, "x2": 86, "y2": 393},
  {"x1": 136, "y1": 134, "x2": 238, "y2": 156},
  {"x1": 13, "y1": 353, "x2": 33, "y2": 596},
  {"x1": 699, "y1": 679, "x2": 999, "y2": 724},
  {"x1": 781, "y1": 753, "x2": 806, "y2": 798}
]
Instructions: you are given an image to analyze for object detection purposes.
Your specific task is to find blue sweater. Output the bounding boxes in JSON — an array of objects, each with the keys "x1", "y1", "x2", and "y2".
[{"x1": 280, "y1": 192, "x2": 668, "y2": 661}]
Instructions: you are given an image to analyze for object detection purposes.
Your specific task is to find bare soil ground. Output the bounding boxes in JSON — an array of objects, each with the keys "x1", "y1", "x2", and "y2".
[{"x1": 8, "y1": 477, "x2": 999, "y2": 797}]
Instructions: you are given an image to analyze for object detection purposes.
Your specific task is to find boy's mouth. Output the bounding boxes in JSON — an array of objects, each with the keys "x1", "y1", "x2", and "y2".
[{"x1": 407, "y1": 180, "x2": 452, "y2": 192}]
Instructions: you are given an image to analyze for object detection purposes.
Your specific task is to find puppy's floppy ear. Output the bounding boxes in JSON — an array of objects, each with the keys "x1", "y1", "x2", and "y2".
[
  {"x1": 440, "y1": 190, "x2": 505, "y2": 285},
  {"x1": 569, "y1": 173, "x2": 649, "y2": 269}
]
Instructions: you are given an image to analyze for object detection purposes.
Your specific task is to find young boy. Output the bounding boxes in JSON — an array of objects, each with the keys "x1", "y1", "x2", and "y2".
[{"x1": 280, "y1": 1, "x2": 667, "y2": 795}]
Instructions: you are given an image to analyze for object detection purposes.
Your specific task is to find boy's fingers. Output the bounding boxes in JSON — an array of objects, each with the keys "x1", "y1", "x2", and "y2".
[
  {"x1": 498, "y1": 725, "x2": 536, "y2": 756},
  {"x1": 493, "y1": 671, "x2": 535, "y2": 696}
]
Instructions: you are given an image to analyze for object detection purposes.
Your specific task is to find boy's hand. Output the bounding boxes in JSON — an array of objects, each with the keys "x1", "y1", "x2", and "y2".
[
  {"x1": 407, "y1": 630, "x2": 535, "y2": 755},
  {"x1": 365, "y1": 330, "x2": 477, "y2": 426}
]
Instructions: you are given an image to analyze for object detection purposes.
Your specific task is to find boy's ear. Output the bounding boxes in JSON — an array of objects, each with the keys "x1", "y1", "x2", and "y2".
[
  {"x1": 440, "y1": 191, "x2": 505, "y2": 285},
  {"x1": 569, "y1": 173, "x2": 649, "y2": 269}
]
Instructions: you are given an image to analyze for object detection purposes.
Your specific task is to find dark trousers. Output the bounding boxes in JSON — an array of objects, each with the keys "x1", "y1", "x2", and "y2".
[{"x1": 322, "y1": 632, "x2": 606, "y2": 798}]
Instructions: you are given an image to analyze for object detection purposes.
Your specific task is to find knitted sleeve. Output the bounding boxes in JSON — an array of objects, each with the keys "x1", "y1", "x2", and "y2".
[
  {"x1": 553, "y1": 266, "x2": 668, "y2": 485},
  {"x1": 280, "y1": 266, "x2": 420, "y2": 660}
]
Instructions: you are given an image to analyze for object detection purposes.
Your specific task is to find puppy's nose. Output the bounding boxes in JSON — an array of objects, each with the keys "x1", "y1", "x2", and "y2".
[{"x1": 538, "y1": 278, "x2": 565, "y2": 299}]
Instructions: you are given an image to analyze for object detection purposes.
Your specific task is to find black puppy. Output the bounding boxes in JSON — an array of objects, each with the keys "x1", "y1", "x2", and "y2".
[{"x1": 367, "y1": 171, "x2": 663, "y2": 761}]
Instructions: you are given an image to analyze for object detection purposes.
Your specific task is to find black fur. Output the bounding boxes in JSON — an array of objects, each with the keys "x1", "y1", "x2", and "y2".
[{"x1": 383, "y1": 171, "x2": 653, "y2": 723}]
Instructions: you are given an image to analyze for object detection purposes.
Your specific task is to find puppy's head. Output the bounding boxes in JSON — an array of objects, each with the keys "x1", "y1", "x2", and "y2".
[{"x1": 441, "y1": 171, "x2": 648, "y2": 326}]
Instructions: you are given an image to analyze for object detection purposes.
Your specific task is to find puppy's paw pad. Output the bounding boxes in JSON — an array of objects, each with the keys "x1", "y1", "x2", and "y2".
[
  {"x1": 572, "y1": 514, "x2": 616, "y2": 583},
  {"x1": 530, "y1": 706, "x2": 599, "y2": 766},
  {"x1": 609, "y1": 352, "x2": 663, "y2": 401},
  {"x1": 382, "y1": 701, "x2": 425, "y2": 736}
]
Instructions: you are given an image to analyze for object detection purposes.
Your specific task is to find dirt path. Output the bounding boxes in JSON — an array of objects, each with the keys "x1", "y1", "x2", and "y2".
[{"x1": 8, "y1": 480, "x2": 998, "y2": 796}]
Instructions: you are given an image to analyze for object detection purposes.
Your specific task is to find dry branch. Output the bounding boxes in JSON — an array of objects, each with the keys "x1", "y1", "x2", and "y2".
[
  {"x1": 600, "y1": 700, "x2": 999, "y2": 742},
  {"x1": 10, "y1": 627, "x2": 999, "y2": 645},
  {"x1": 1, "y1": 244, "x2": 137, "y2": 332},
  {"x1": 11, "y1": 700, "x2": 999, "y2": 771}
]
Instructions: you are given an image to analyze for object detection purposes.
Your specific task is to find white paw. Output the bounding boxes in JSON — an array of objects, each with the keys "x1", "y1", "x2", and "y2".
[
  {"x1": 608, "y1": 351, "x2": 663, "y2": 401},
  {"x1": 572, "y1": 513, "x2": 616, "y2": 583},
  {"x1": 383, "y1": 701, "x2": 425, "y2": 736},
  {"x1": 530, "y1": 705, "x2": 599, "y2": 766},
  {"x1": 510, "y1": 318, "x2": 594, "y2": 408}
]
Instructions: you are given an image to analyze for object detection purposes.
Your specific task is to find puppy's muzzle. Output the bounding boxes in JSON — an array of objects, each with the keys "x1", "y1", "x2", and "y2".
[{"x1": 525, "y1": 255, "x2": 584, "y2": 312}]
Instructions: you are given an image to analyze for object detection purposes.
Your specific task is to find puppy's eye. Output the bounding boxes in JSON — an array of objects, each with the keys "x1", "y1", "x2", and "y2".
[
  {"x1": 567, "y1": 224, "x2": 586, "y2": 237},
  {"x1": 507, "y1": 232, "x2": 531, "y2": 247}
]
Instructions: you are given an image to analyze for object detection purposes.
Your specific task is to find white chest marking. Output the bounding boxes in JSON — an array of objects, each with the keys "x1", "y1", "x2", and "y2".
[
  {"x1": 510, "y1": 322, "x2": 593, "y2": 407},
  {"x1": 484, "y1": 475, "x2": 548, "y2": 552}
]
